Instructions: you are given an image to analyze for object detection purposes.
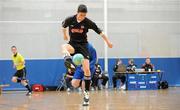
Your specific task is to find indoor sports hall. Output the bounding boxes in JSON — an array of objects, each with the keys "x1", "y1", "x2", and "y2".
[{"x1": 0, "y1": 0, "x2": 180, "y2": 110}]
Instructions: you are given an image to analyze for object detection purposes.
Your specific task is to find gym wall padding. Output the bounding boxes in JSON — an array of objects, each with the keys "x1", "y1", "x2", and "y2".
[{"x1": 0, "y1": 57, "x2": 180, "y2": 90}]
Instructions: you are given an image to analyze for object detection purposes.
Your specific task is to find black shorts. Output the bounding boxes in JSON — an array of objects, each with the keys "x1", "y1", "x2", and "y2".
[
  {"x1": 69, "y1": 42, "x2": 90, "y2": 59},
  {"x1": 13, "y1": 68, "x2": 27, "y2": 80}
]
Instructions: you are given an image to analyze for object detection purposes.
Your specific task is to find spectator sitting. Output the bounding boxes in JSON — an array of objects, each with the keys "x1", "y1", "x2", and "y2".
[
  {"x1": 142, "y1": 57, "x2": 154, "y2": 71},
  {"x1": 91, "y1": 63, "x2": 109, "y2": 90},
  {"x1": 112, "y1": 59, "x2": 126, "y2": 90},
  {"x1": 65, "y1": 69, "x2": 74, "y2": 92},
  {"x1": 126, "y1": 59, "x2": 137, "y2": 72}
]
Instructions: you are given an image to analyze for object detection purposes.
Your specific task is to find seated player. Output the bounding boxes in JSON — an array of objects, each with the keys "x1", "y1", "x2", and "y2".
[
  {"x1": 91, "y1": 63, "x2": 109, "y2": 90},
  {"x1": 11, "y1": 46, "x2": 32, "y2": 96},
  {"x1": 126, "y1": 59, "x2": 137, "y2": 72},
  {"x1": 112, "y1": 59, "x2": 126, "y2": 90},
  {"x1": 65, "y1": 68, "x2": 74, "y2": 92},
  {"x1": 142, "y1": 57, "x2": 154, "y2": 71}
]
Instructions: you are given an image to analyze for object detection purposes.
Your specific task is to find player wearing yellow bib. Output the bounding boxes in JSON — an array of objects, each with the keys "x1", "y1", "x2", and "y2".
[{"x1": 11, "y1": 46, "x2": 32, "y2": 96}]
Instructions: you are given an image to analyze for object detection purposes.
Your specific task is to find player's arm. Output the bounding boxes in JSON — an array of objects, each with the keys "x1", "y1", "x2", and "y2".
[
  {"x1": 88, "y1": 19, "x2": 113, "y2": 48},
  {"x1": 100, "y1": 32, "x2": 113, "y2": 48},
  {"x1": 61, "y1": 17, "x2": 71, "y2": 41},
  {"x1": 12, "y1": 61, "x2": 16, "y2": 69},
  {"x1": 19, "y1": 60, "x2": 25, "y2": 66},
  {"x1": 62, "y1": 28, "x2": 69, "y2": 41}
]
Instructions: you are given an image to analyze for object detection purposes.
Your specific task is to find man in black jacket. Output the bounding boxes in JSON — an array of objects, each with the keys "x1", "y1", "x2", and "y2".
[
  {"x1": 112, "y1": 59, "x2": 126, "y2": 90},
  {"x1": 91, "y1": 63, "x2": 109, "y2": 90}
]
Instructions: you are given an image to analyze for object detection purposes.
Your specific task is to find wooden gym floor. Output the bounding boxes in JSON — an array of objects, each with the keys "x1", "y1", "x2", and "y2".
[{"x1": 0, "y1": 87, "x2": 180, "y2": 110}]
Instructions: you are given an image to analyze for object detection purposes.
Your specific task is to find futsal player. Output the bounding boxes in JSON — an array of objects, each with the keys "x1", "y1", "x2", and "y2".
[
  {"x1": 11, "y1": 46, "x2": 32, "y2": 96},
  {"x1": 61, "y1": 4, "x2": 113, "y2": 106}
]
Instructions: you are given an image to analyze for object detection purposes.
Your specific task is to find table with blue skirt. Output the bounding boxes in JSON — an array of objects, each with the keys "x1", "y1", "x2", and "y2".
[{"x1": 114, "y1": 71, "x2": 164, "y2": 90}]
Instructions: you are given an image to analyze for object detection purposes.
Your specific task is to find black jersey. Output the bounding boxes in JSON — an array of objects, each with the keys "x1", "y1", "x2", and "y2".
[
  {"x1": 142, "y1": 63, "x2": 154, "y2": 71},
  {"x1": 62, "y1": 15, "x2": 102, "y2": 43}
]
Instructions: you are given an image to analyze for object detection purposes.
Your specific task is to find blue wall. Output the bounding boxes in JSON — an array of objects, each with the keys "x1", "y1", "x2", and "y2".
[
  {"x1": 0, "y1": 58, "x2": 180, "y2": 90},
  {"x1": 0, "y1": 59, "x2": 65, "y2": 90}
]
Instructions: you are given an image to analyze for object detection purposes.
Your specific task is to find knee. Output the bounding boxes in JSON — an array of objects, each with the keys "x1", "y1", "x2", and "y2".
[
  {"x1": 62, "y1": 44, "x2": 74, "y2": 54},
  {"x1": 71, "y1": 80, "x2": 80, "y2": 88},
  {"x1": 61, "y1": 44, "x2": 68, "y2": 53},
  {"x1": 11, "y1": 77, "x2": 17, "y2": 83},
  {"x1": 21, "y1": 80, "x2": 27, "y2": 86},
  {"x1": 61, "y1": 44, "x2": 67, "y2": 51}
]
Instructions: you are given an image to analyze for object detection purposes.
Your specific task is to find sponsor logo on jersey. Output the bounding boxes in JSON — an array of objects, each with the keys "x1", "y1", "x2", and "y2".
[{"x1": 71, "y1": 28, "x2": 84, "y2": 33}]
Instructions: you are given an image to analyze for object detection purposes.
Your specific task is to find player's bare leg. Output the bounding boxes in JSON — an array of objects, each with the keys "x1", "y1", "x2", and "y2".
[
  {"x1": 11, "y1": 77, "x2": 32, "y2": 96},
  {"x1": 82, "y1": 59, "x2": 91, "y2": 106}
]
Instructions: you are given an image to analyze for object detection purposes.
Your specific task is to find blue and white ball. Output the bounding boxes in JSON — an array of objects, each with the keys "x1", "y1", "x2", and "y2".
[{"x1": 72, "y1": 53, "x2": 84, "y2": 65}]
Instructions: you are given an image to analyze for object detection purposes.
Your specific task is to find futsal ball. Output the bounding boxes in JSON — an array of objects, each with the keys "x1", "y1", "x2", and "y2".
[{"x1": 72, "y1": 53, "x2": 84, "y2": 65}]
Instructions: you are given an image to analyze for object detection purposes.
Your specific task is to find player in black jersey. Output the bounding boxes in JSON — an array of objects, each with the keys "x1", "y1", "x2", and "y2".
[{"x1": 61, "y1": 4, "x2": 113, "y2": 106}]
